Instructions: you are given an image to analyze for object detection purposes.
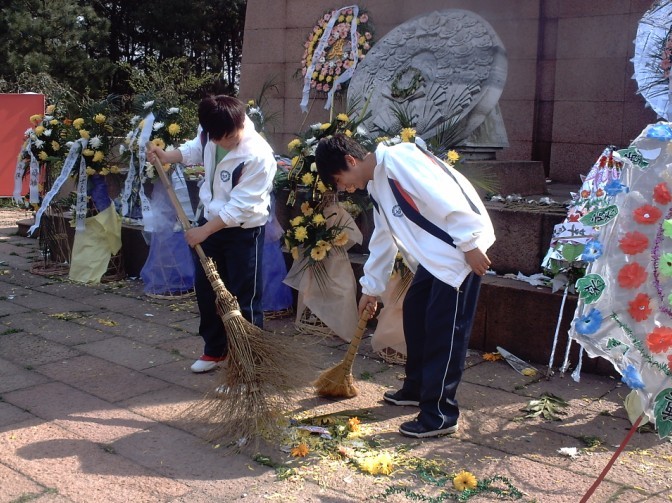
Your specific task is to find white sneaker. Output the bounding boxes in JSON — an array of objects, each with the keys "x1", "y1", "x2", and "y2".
[{"x1": 190, "y1": 355, "x2": 226, "y2": 373}]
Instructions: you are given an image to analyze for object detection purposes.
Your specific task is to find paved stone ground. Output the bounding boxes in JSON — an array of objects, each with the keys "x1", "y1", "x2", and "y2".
[{"x1": 0, "y1": 206, "x2": 671, "y2": 502}]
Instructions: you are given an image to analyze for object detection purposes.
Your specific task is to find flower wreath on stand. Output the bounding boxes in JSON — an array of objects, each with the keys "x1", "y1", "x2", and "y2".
[{"x1": 299, "y1": 5, "x2": 374, "y2": 112}]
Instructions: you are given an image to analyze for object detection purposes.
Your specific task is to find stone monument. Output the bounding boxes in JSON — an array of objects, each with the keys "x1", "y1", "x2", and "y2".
[{"x1": 348, "y1": 9, "x2": 509, "y2": 158}]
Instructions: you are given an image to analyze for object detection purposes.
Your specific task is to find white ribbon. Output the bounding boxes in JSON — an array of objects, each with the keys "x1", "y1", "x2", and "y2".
[
  {"x1": 12, "y1": 140, "x2": 30, "y2": 205},
  {"x1": 28, "y1": 139, "x2": 86, "y2": 236},
  {"x1": 120, "y1": 112, "x2": 154, "y2": 230},
  {"x1": 120, "y1": 129, "x2": 139, "y2": 220},
  {"x1": 300, "y1": 5, "x2": 360, "y2": 112},
  {"x1": 28, "y1": 149, "x2": 41, "y2": 204},
  {"x1": 74, "y1": 147, "x2": 89, "y2": 231}
]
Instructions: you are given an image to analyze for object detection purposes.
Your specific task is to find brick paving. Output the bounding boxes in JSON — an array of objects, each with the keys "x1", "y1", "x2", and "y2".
[{"x1": 0, "y1": 206, "x2": 671, "y2": 502}]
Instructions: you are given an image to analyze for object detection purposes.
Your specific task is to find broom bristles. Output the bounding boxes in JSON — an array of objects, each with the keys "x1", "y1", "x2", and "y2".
[{"x1": 313, "y1": 362, "x2": 359, "y2": 398}]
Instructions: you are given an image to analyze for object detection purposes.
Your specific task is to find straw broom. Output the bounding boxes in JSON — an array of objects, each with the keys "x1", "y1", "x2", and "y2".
[
  {"x1": 149, "y1": 154, "x2": 312, "y2": 445},
  {"x1": 314, "y1": 305, "x2": 372, "y2": 398}
]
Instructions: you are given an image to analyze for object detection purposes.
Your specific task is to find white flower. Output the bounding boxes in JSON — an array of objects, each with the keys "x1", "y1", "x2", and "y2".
[
  {"x1": 166, "y1": 145, "x2": 175, "y2": 152},
  {"x1": 34, "y1": 139, "x2": 44, "y2": 148},
  {"x1": 43, "y1": 129, "x2": 52, "y2": 137},
  {"x1": 143, "y1": 100, "x2": 155, "y2": 109},
  {"x1": 130, "y1": 115, "x2": 141, "y2": 125},
  {"x1": 153, "y1": 121, "x2": 164, "y2": 131},
  {"x1": 305, "y1": 137, "x2": 317, "y2": 146},
  {"x1": 65, "y1": 141, "x2": 74, "y2": 148},
  {"x1": 167, "y1": 107, "x2": 180, "y2": 114},
  {"x1": 310, "y1": 123, "x2": 322, "y2": 131},
  {"x1": 24, "y1": 128, "x2": 33, "y2": 136},
  {"x1": 89, "y1": 136, "x2": 102, "y2": 149},
  {"x1": 118, "y1": 144, "x2": 126, "y2": 155},
  {"x1": 558, "y1": 447, "x2": 579, "y2": 458}
]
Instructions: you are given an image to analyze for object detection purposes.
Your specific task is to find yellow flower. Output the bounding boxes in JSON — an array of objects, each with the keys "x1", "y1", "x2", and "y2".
[
  {"x1": 344, "y1": 129, "x2": 353, "y2": 137},
  {"x1": 151, "y1": 138, "x2": 166, "y2": 150},
  {"x1": 72, "y1": 118, "x2": 84, "y2": 130},
  {"x1": 290, "y1": 443, "x2": 309, "y2": 457},
  {"x1": 336, "y1": 113, "x2": 349, "y2": 122},
  {"x1": 92, "y1": 151, "x2": 105, "y2": 163},
  {"x1": 301, "y1": 172, "x2": 315, "y2": 185},
  {"x1": 109, "y1": 165, "x2": 121, "y2": 174},
  {"x1": 247, "y1": 99, "x2": 255, "y2": 106},
  {"x1": 35, "y1": 125, "x2": 45, "y2": 136},
  {"x1": 168, "y1": 123, "x2": 181, "y2": 136},
  {"x1": 49, "y1": 119, "x2": 58, "y2": 126},
  {"x1": 453, "y1": 471, "x2": 478, "y2": 491},
  {"x1": 326, "y1": 76, "x2": 333, "y2": 83},
  {"x1": 46, "y1": 105, "x2": 56, "y2": 114},
  {"x1": 30, "y1": 114, "x2": 42, "y2": 123},
  {"x1": 310, "y1": 246, "x2": 327, "y2": 261},
  {"x1": 347, "y1": 417, "x2": 360, "y2": 432},
  {"x1": 317, "y1": 181, "x2": 327, "y2": 193},
  {"x1": 291, "y1": 246, "x2": 299, "y2": 260},
  {"x1": 291, "y1": 155, "x2": 300, "y2": 168},
  {"x1": 82, "y1": 149, "x2": 94, "y2": 157},
  {"x1": 483, "y1": 352, "x2": 502, "y2": 362},
  {"x1": 38, "y1": 151, "x2": 48, "y2": 161},
  {"x1": 300, "y1": 201, "x2": 314, "y2": 216},
  {"x1": 290, "y1": 215, "x2": 304, "y2": 227},
  {"x1": 359, "y1": 456, "x2": 378, "y2": 475},
  {"x1": 294, "y1": 226, "x2": 308, "y2": 242},
  {"x1": 333, "y1": 231, "x2": 349, "y2": 247},
  {"x1": 316, "y1": 239, "x2": 331, "y2": 252},
  {"x1": 376, "y1": 136, "x2": 389, "y2": 143},
  {"x1": 400, "y1": 127, "x2": 416, "y2": 143},
  {"x1": 287, "y1": 139, "x2": 302, "y2": 151},
  {"x1": 85, "y1": 167, "x2": 96, "y2": 176},
  {"x1": 51, "y1": 141, "x2": 60, "y2": 151},
  {"x1": 346, "y1": 15, "x2": 353, "y2": 22},
  {"x1": 375, "y1": 452, "x2": 394, "y2": 475},
  {"x1": 79, "y1": 129, "x2": 90, "y2": 140},
  {"x1": 138, "y1": 119, "x2": 145, "y2": 129},
  {"x1": 312, "y1": 213, "x2": 326, "y2": 225},
  {"x1": 93, "y1": 113, "x2": 106, "y2": 124},
  {"x1": 319, "y1": 122, "x2": 331, "y2": 130},
  {"x1": 447, "y1": 150, "x2": 460, "y2": 163},
  {"x1": 99, "y1": 167, "x2": 110, "y2": 176}
]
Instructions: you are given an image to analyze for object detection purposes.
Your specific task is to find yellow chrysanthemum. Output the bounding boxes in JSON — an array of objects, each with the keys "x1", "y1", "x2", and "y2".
[
  {"x1": 79, "y1": 129, "x2": 90, "y2": 140},
  {"x1": 319, "y1": 122, "x2": 331, "y2": 130},
  {"x1": 99, "y1": 167, "x2": 110, "y2": 176},
  {"x1": 290, "y1": 215, "x2": 304, "y2": 227},
  {"x1": 291, "y1": 155, "x2": 300, "y2": 168},
  {"x1": 93, "y1": 113, "x2": 106, "y2": 124},
  {"x1": 316, "y1": 239, "x2": 331, "y2": 251},
  {"x1": 310, "y1": 246, "x2": 327, "y2": 261},
  {"x1": 453, "y1": 471, "x2": 478, "y2": 491},
  {"x1": 151, "y1": 138, "x2": 166, "y2": 150},
  {"x1": 317, "y1": 181, "x2": 327, "y2": 193},
  {"x1": 336, "y1": 113, "x2": 349, "y2": 122},
  {"x1": 85, "y1": 167, "x2": 96, "y2": 176},
  {"x1": 82, "y1": 149, "x2": 94, "y2": 157},
  {"x1": 344, "y1": 129, "x2": 353, "y2": 137},
  {"x1": 49, "y1": 119, "x2": 58, "y2": 126},
  {"x1": 46, "y1": 105, "x2": 55, "y2": 114},
  {"x1": 347, "y1": 417, "x2": 360, "y2": 432},
  {"x1": 333, "y1": 231, "x2": 349, "y2": 247},
  {"x1": 38, "y1": 151, "x2": 48, "y2": 161},
  {"x1": 30, "y1": 114, "x2": 42, "y2": 123},
  {"x1": 109, "y1": 165, "x2": 121, "y2": 174},
  {"x1": 312, "y1": 213, "x2": 326, "y2": 225},
  {"x1": 34, "y1": 125, "x2": 45, "y2": 136},
  {"x1": 247, "y1": 99, "x2": 255, "y2": 106},
  {"x1": 300, "y1": 201, "x2": 314, "y2": 216},
  {"x1": 291, "y1": 246, "x2": 299, "y2": 260},
  {"x1": 92, "y1": 151, "x2": 105, "y2": 163},
  {"x1": 287, "y1": 139, "x2": 302, "y2": 151},
  {"x1": 375, "y1": 452, "x2": 394, "y2": 475},
  {"x1": 301, "y1": 172, "x2": 315, "y2": 185},
  {"x1": 72, "y1": 118, "x2": 84, "y2": 130},
  {"x1": 359, "y1": 456, "x2": 378, "y2": 475},
  {"x1": 290, "y1": 443, "x2": 309, "y2": 457},
  {"x1": 400, "y1": 127, "x2": 416, "y2": 143},
  {"x1": 447, "y1": 150, "x2": 460, "y2": 163},
  {"x1": 294, "y1": 226, "x2": 308, "y2": 242},
  {"x1": 168, "y1": 123, "x2": 181, "y2": 136},
  {"x1": 51, "y1": 141, "x2": 60, "y2": 151}
]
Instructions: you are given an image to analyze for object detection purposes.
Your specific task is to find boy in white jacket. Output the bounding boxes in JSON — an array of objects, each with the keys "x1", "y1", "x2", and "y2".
[
  {"x1": 315, "y1": 134, "x2": 495, "y2": 438},
  {"x1": 149, "y1": 96, "x2": 276, "y2": 373}
]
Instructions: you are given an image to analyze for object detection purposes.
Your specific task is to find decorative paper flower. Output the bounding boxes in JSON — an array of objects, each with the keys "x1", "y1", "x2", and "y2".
[
  {"x1": 573, "y1": 308, "x2": 603, "y2": 335},
  {"x1": 582, "y1": 240, "x2": 603, "y2": 262},
  {"x1": 453, "y1": 471, "x2": 478, "y2": 491},
  {"x1": 347, "y1": 417, "x2": 360, "y2": 432},
  {"x1": 621, "y1": 364, "x2": 645, "y2": 390},
  {"x1": 653, "y1": 182, "x2": 672, "y2": 205},
  {"x1": 605, "y1": 179, "x2": 627, "y2": 196},
  {"x1": 482, "y1": 352, "x2": 502, "y2": 361},
  {"x1": 659, "y1": 252, "x2": 672, "y2": 277},
  {"x1": 633, "y1": 204, "x2": 662, "y2": 224},
  {"x1": 619, "y1": 231, "x2": 649, "y2": 255},
  {"x1": 628, "y1": 293, "x2": 652, "y2": 322},
  {"x1": 617, "y1": 262, "x2": 647, "y2": 289},
  {"x1": 647, "y1": 326, "x2": 672, "y2": 353},
  {"x1": 290, "y1": 443, "x2": 310, "y2": 457}
]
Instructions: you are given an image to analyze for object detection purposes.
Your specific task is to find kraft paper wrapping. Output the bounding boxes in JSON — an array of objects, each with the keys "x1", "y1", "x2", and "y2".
[
  {"x1": 370, "y1": 272, "x2": 409, "y2": 355},
  {"x1": 284, "y1": 203, "x2": 362, "y2": 341},
  {"x1": 68, "y1": 205, "x2": 122, "y2": 284}
]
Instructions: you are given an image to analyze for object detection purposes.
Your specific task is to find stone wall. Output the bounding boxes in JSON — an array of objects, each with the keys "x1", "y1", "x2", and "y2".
[{"x1": 239, "y1": 0, "x2": 658, "y2": 184}]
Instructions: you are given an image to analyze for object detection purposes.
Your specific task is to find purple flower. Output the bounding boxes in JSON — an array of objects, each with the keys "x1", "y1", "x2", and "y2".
[{"x1": 574, "y1": 308, "x2": 603, "y2": 335}]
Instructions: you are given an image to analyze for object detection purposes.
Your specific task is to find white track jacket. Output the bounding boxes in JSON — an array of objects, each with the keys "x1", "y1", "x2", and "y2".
[{"x1": 360, "y1": 141, "x2": 496, "y2": 297}]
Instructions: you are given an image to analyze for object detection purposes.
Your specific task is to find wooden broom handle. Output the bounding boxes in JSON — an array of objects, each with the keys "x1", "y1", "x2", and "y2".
[
  {"x1": 341, "y1": 306, "x2": 372, "y2": 369},
  {"x1": 149, "y1": 150, "x2": 208, "y2": 263}
]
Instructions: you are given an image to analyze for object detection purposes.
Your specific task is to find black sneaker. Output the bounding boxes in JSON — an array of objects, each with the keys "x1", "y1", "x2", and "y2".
[
  {"x1": 383, "y1": 389, "x2": 420, "y2": 406},
  {"x1": 398, "y1": 419, "x2": 458, "y2": 438}
]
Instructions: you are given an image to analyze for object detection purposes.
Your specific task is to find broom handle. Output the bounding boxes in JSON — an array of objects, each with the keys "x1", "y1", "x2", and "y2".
[
  {"x1": 149, "y1": 151, "x2": 208, "y2": 263},
  {"x1": 341, "y1": 306, "x2": 372, "y2": 370}
]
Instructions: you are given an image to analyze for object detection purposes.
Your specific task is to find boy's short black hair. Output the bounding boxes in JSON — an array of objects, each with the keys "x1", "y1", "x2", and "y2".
[
  {"x1": 315, "y1": 133, "x2": 368, "y2": 190},
  {"x1": 198, "y1": 95, "x2": 246, "y2": 140}
]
